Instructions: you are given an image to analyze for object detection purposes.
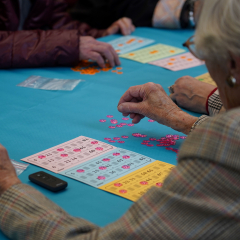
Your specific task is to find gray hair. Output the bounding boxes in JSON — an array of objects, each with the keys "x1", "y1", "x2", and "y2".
[{"x1": 195, "y1": 0, "x2": 240, "y2": 67}]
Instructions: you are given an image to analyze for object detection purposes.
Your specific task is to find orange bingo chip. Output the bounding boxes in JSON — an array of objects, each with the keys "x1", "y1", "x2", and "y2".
[
  {"x1": 181, "y1": 56, "x2": 186, "y2": 59},
  {"x1": 117, "y1": 72, "x2": 123, "y2": 74},
  {"x1": 129, "y1": 53, "x2": 135, "y2": 56},
  {"x1": 150, "y1": 50, "x2": 158, "y2": 54},
  {"x1": 170, "y1": 50, "x2": 175, "y2": 53},
  {"x1": 126, "y1": 38, "x2": 136, "y2": 44},
  {"x1": 138, "y1": 40, "x2": 143, "y2": 43},
  {"x1": 187, "y1": 58, "x2": 193, "y2": 61},
  {"x1": 170, "y1": 58, "x2": 175, "y2": 61},
  {"x1": 168, "y1": 62, "x2": 174, "y2": 65},
  {"x1": 112, "y1": 70, "x2": 117, "y2": 73},
  {"x1": 118, "y1": 44, "x2": 123, "y2": 47},
  {"x1": 115, "y1": 50, "x2": 121, "y2": 53},
  {"x1": 116, "y1": 67, "x2": 122, "y2": 70}
]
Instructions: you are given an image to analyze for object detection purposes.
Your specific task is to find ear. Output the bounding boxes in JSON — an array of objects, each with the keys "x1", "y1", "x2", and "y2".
[{"x1": 229, "y1": 53, "x2": 240, "y2": 84}]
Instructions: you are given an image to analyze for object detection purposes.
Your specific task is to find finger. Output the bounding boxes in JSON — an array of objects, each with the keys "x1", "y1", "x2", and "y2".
[
  {"x1": 87, "y1": 29, "x2": 99, "y2": 38},
  {"x1": 117, "y1": 20, "x2": 130, "y2": 35},
  {"x1": 89, "y1": 52, "x2": 105, "y2": 68},
  {"x1": 130, "y1": 113, "x2": 136, "y2": 119},
  {"x1": 169, "y1": 93, "x2": 176, "y2": 101},
  {"x1": 104, "y1": 24, "x2": 119, "y2": 36},
  {"x1": 132, "y1": 114, "x2": 145, "y2": 124},
  {"x1": 118, "y1": 102, "x2": 144, "y2": 115},
  {"x1": 122, "y1": 18, "x2": 133, "y2": 35},
  {"x1": 108, "y1": 44, "x2": 121, "y2": 66},
  {"x1": 118, "y1": 85, "x2": 144, "y2": 106}
]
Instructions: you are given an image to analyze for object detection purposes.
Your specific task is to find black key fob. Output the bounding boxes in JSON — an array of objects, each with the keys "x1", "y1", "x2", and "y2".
[{"x1": 29, "y1": 171, "x2": 68, "y2": 192}]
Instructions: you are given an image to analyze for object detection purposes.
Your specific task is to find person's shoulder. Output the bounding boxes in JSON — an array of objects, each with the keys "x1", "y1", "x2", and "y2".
[{"x1": 179, "y1": 107, "x2": 240, "y2": 170}]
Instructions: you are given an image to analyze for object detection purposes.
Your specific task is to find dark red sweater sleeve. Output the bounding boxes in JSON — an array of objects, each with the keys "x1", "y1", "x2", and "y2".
[{"x1": 0, "y1": 29, "x2": 79, "y2": 69}]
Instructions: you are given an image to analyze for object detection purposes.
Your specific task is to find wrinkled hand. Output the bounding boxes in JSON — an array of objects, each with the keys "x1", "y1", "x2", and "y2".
[
  {"x1": 79, "y1": 36, "x2": 121, "y2": 68},
  {"x1": 117, "y1": 82, "x2": 197, "y2": 134},
  {"x1": 102, "y1": 17, "x2": 135, "y2": 36},
  {"x1": 0, "y1": 145, "x2": 21, "y2": 196},
  {"x1": 169, "y1": 76, "x2": 216, "y2": 114}
]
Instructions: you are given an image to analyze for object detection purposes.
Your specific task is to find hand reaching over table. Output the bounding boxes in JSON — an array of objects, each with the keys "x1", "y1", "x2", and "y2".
[
  {"x1": 0, "y1": 145, "x2": 21, "y2": 196},
  {"x1": 79, "y1": 36, "x2": 121, "y2": 68},
  {"x1": 117, "y1": 82, "x2": 198, "y2": 134}
]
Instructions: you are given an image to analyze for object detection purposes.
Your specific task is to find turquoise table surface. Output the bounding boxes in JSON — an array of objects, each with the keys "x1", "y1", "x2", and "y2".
[{"x1": 0, "y1": 27, "x2": 205, "y2": 239}]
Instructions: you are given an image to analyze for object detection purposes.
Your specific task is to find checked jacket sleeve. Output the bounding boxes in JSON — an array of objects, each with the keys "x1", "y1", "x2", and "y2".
[{"x1": 1, "y1": 108, "x2": 240, "y2": 239}]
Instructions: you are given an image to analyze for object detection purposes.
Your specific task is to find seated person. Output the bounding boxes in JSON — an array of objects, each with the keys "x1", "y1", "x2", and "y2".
[
  {"x1": 0, "y1": 0, "x2": 122, "y2": 69},
  {"x1": 71, "y1": 0, "x2": 202, "y2": 36},
  {"x1": 1, "y1": 0, "x2": 240, "y2": 239}
]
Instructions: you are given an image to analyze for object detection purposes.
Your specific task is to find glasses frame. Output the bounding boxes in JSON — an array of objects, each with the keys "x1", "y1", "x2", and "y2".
[{"x1": 182, "y1": 35, "x2": 202, "y2": 60}]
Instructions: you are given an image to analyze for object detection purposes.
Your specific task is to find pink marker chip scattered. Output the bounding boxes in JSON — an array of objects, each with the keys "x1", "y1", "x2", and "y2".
[
  {"x1": 122, "y1": 165, "x2": 130, "y2": 169},
  {"x1": 113, "y1": 137, "x2": 120, "y2": 140},
  {"x1": 119, "y1": 189, "x2": 127, "y2": 194},
  {"x1": 107, "y1": 115, "x2": 113, "y2": 118},
  {"x1": 99, "y1": 166, "x2": 107, "y2": 170},
  {"x1": 156, "y1": 182, "x2": 163, "y2": 187},
  {"x1": 109, "y1": 140, "x2": 116, "y2": 143},
  {"x1": 120, "y1": 123, "x2": 127, "y2": 126},
  {"x1": 122, "y1": 155, "x2": 130, "y2": 159},
  {"x1": 76, "y1": 169, "x2": 84, "y2": 173},
  {"x1": 149, "y1": 138, "x2": 156, "y2": 141},
  {"x1": 140, "y1": 134, "x2": 147, "y2": 138},
  {"x1": 148, "y1": 119, "x2": 155, "y2": 122},
  {"x1": 146, "y1": 144, "x2": 154, "y2": 147},
  {"x1": 104, "y1": 138, "x2": 111, "y2": 140},
  {"x1": 73, "y1": 149, "x2": 81, "y2": 152},
  {"x1": 57, "y1": 148, "x2": 64, "y2": 152},
  {"x1": 156, "y1": 144, "x2": 164, "y2": 147},
  {"x1": 121, "y1": 135, "x2": 129, "y2": 139},
  {"x1": 102, "y1": 158, "x2": 110, "y2": 162},
  {"x1": 114, "y1": 183, "x2": 122, "y2": 187},
  {"x1": 122, "y1": 118, "x2": 129, "y2": 120},
  {"x1": 110, "y1": 119, "x2": 118, "y2": 124},
  {"x1": 180, "y1": 136, "x2": 187, "y2": 139},
  {"x1": 132, "y1": 133, "x2": 141, "y2": 137},
  {"x1": 96, "y1": 147, "x2": 103, "y2": 151},
  {"x1": 109, "y1": 126, "x2": 115, "y2": 129},
  {"x1": 38, "y1": 155, "x2": 46, "y2": 159},
  {"x1": 91, "y1": 141, "x2": 98, "y2": 144},
  {"x1": 97, "y1": 176, "x2": 105, "y2": 180},
  {"x1": 61, "y1": 154, "x2": 68, "y2": 157},
  {"x1": 113, "y1": 152, "x2": 120, "y2": 156},
  {"x1": 116, "y1": 124, "x2": 123, "y2": 128},
  {"x1": 140, "y1": 181, "x2": 148, "y2": 185},
  {"x1": 127, "y1": 123, "x2": 134, "y2": 127},
  {"x1": 118, "y1": 141, "x2": 125, "y2": 143},
  {"x1": 99, "y1": 119, "x2": 106, "y2": 122}
]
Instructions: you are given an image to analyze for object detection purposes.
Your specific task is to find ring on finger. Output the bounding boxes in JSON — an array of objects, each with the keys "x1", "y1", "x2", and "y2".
[{"x1": 168, "y1": 85, "x2": 174, "y2": 94}]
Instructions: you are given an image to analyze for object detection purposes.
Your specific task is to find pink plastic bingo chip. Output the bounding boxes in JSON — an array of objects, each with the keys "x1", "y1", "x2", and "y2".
[
  {"x1": 99, "y1": 166, "x2": 107, "y2": 170},
  {"x1": 109, "y1": 140, "x2": 116, "y2": 143},
  {"x1": 119, "y1": 189, "x2": 127, "y2": 194},
  {"x1": 116, "y1": 125, "x2": 123, "y2": 128},
  {"x1": 99, "y1": 119, "x2": 106, "y2": 122},
  {"x1": 114, "y1": 183, "x2": 122, "y2": 187},
  {"x1": 104, "y1": 138, "x2": 111, "y2": 140},
  {"x1": 148, "y1": 119, "x2": 155, "y2": 122},
  {"x1": 91, "y1": 141, "x2": 98, "y2": 144},
  {"x1": 140, "y1": 134, "x2": 147, "y2": 138},
  {"x1": 156, "y1": 182, "x2": 163, "y2": 187},
  {"x1": 146, "y1": 144, "x2": 154, "y2": 147},
  {"x1": 118, "y1": 141, "x2": 125, "y2": 143},
  {"x1": 97, "y1": 176, "x2": 105, "y2": 180},
  {"x1": 156, "y1": 144, "x2": 164, "y2": 147},
  {"x1": 140, "y1": 181, "x2": 148, "y2": 185},
  {"x1": 121, "y1": 135, "x2": 129, "y2": 139},
  {"x1": 73, "y1": 149, "x2": 81, "y2": 152},
  {"x1": 122, "y1": 118, "x2": 129, "y2": 120},
  {"x1": 122, "y1": 155, "x2": 130, "y2": 159},
  {"x1": 113, "y1": 152, "x2": 120, "y2": 156},
  {"x1": 132, "y1": 133, "x2": 141, "y2": 137},
  {"x1": 57, "y1": 148, "x2": 64, "y2": 152},
  {"x1": 113, "y1": 137, "x2": 120, "y2": 140},
  {"x1": 102, "y1": 158, "x2": 110, "y2": 162},
  {"x1": 61, "y1": 154, "x2": 68, "y2": 157},
  {"x1": 120, "y1": 123, "x2": 127, "y2": 126},
  {"x1": 180, "y1": 136, "x2": 187, "y2": 139},
  {"x1": 143, "y1": 140, "x2": 150, "y2": 143},
  {"x1": 166, "y1": 147, "x2": 173, "y2": 150},
  {"x1": 166, "y1": 134, "x2": 173, "y2": 138},
  {"x1": 122, "y1": 165, "x2": 130, "y2": 169},
  {"x1": 127, "y1": 123, "x2": 134, "y2": 127},
  {"x1": 107, "y1": 115, "x2": 113, "y2": 118},
  {"x1": 76, "y1": 169, "x2": 84, "y2": 173},
  {"x1": 141, "y1": 142, "x2": 147, "y2": 145},
  {"x1": 149, "y1": 138, "x2": 156, "y2": 141},
  {"x1": 110, "y1": 119, "x2": 118, "y2": 124},
  {"x1": 109, "y1": 126, "x2": 116, "y2": 129},
  {"x1": 96, "y1": 147, "x2": 103, "y2": 151},
  {"x1": 38, "y1": 155, "x2": 46, "y2": 159}
]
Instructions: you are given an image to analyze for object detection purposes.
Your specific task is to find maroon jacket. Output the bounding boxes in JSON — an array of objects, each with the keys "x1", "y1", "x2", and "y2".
[{"x1": 0, "y1": 0, "x2": 100, "y2": 68}]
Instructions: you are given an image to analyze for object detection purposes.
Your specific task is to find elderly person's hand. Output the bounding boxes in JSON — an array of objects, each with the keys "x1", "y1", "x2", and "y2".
[
  {"x1": 102, "y1": 17, "x2": 135, "y2": 36},
  {"x1": 169, "y1": 76, "x2": 216, "y2": 114},
  {"x1": 117, "y1": 82, "x2": 198, "y2": 134},
  {"x1": 0, "y1": 145, "x2": 21, "y2": 196},
  {"x1": 79, "y1": 36, "x2": 121, "y2": 68}
]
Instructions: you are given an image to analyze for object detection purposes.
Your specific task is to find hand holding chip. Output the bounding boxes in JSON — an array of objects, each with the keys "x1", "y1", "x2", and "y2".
[
  {"x1": 169, "y1": 76, "x2": 216, "y2": 114},
  {"x1": 102, "y1": 17, "x2": 135, "y2": 37},
  {"x1": 117, "y1": 82, "x2": 198, "y2": 134},
  {"x1": 79, "y1": 36, "x2": 121, "y2": 68},
  {"x1": 0, "y1": 145, "x2": 21, "y2": 196}
]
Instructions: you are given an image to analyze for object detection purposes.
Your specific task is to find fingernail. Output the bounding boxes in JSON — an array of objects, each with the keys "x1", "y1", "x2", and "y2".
[{"x1": 118, "y1": 105, "x2": 122, "y2": 111}]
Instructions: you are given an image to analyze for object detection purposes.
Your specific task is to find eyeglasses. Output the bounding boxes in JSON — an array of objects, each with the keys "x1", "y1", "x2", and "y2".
[{"x1": 182, "y1": 35, "x2": 203, "y2": 60}]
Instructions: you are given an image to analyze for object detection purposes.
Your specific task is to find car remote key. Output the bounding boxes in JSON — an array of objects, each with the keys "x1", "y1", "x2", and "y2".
[{"x1": 29, "y1": 171, "x2": 68, "y2": 192}]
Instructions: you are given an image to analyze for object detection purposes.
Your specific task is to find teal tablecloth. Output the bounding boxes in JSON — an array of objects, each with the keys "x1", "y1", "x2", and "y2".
[{"x1": 0, "y1": 27, "x2": 206, "y2": 239}]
